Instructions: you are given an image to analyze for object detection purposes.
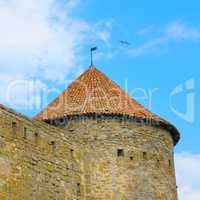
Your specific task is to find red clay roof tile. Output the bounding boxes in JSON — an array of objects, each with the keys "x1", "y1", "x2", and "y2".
[
  {"x1": 35, "y1": 66, "x2": 160, "y2": 120},
  {"x1": 35, "y1": 66, "x2": 180, "y2": 144}
]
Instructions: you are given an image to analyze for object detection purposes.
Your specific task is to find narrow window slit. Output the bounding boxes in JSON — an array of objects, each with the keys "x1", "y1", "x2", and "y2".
[
  {"x1": 117, "y1": 149, "x2": 124, "y2": 157},
  {"x1": 77, "y1": 183, "x2": 81, "y2": 196},
  {"x1": 157, "y1": 159, "x2": 160, "y2": 167},
  {"x1": 50, "y1": 141, "x2": 56, "y2": 151},
  {"x1": 23, "y1": 127, "x2": 27, "y2": 139},
  {"x1": 143, "y1": 152, "x2": 147, "y2": 159},
  {"x1": 34, "y1": 132, "x2": 39, "y2": 144},
  {"x1": 12, "y1": 122, "x2": 17, "y2": 134},
  {"x1": 35, "y1": 132, "x2": 38, "y2": 137},
  {"x1": 70, "y1": 149, "x2": 74, "y2": 157}
]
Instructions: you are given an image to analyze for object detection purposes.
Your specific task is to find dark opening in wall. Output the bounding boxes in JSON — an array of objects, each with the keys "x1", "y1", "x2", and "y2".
[
  {"x1": 34, "y1": 132, "x2": 39, "y2": 144},
  {"x1": 35, "y1": 132, "x2": 38, "y2": 137},
  {"x1": 117, "y1": 149, "x2": 124, "y2": 157},
  {"x1": 70, "y1": 149, "x2": 74, "y2": 157},
  {"x1": 50, "y1": 141, "x2": 56, "y2": 151},
  {"x1": 77, "y1": 183, "x2": 81, "y2": 196},
  {"x1": 157, "y1": 159, "x2": 160, "y2": 167},
  {"x1": 130, "y1": 156, "x2": 133, "y2": 160},
  {"x1": 12, "y1": 122, "x2": 17, "y2": 134},
  {"x1": 23, "y1": 127, "x2": 27, "y2": 139},
  {"x1": 143, "y1": 152, "x2": 147, "y2": 159}
]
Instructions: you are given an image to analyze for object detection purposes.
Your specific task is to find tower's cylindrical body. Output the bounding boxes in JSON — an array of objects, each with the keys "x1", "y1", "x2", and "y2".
[{"x1": 66, "y1": 118, "x2": 178, "y2": 200}]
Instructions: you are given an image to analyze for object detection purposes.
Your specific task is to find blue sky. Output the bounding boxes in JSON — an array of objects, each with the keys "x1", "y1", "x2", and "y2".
[
  {"x1": 66, "y1": 0, "x2": 200, "y2": 154},
  {"x1": 0, "y1": 0, "x2": 199, "y2": 199},
  {"x1": 86, "y1": 0, "x2": 200, "y2": 153}
]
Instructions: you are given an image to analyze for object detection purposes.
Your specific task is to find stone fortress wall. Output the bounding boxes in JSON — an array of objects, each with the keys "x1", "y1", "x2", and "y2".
[
  {"x1": 0, "y1": 105, "x2": 82, "y2": 200},
  {"x1": 0, "y1": 104, "x2": 178, "y2": 200}
]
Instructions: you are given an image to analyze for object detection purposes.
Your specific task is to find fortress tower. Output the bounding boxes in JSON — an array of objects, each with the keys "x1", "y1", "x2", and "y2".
[{"x1": 36, "y1": 66, "x2": 180, "y2": 200}]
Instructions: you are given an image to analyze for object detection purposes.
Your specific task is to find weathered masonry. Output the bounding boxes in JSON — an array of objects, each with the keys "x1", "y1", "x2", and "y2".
[
  {"x1": 0, "y1": 105, "x2": 82, "y2": 200},
  {"x1": 0, "y1": 66, "x2": 180, "y2": 200}
]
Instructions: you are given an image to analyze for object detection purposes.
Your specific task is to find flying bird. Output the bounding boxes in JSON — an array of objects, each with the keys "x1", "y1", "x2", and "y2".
[{"x1": 120, "y1": 40, "x2": 131, "y2": 46}]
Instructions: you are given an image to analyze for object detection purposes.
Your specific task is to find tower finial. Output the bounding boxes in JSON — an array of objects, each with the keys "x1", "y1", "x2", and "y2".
[{"x1": 90, "y1": 47, "x2": 97, "y2": 66}]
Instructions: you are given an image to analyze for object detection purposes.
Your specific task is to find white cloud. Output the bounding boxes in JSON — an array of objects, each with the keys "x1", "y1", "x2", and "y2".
[
  {"x1": 0, "y1": 0, "x2": 89, "y2": 81},
  {"x1": 0, "y1": 0, "x2": 111, "y2": 112},
  {"x1": 5, "y1": 78, "x2": 47, "y2": 110},
  {"x1": 129, "y1": 22, "x2": 200, "y2": 56},
  {"x1": 96, "y1": 31, "x2": 111, "y2": 47},
  {"x1": 128, "y1": 37, "x2": 167, "y2": 56},
  {"x1": 136, "y1": 26, "x2": 153, "y2": 36},
  {"x1": 175, "y1": 153, "x2": 200, "y2": 200},
  {"x1": 166, "y1": 22, "x2": 200, "y2": 40}
]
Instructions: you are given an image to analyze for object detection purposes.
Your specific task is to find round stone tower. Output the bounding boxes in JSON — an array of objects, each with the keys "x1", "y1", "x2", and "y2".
[{"x1": 36, "y1": 66, "x2": 180, "y2": 200}]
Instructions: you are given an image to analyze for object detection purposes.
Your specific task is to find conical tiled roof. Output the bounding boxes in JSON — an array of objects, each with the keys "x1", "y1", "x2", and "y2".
[{"x1": 35, "y1": 66, "x2": 180, "y2": 144}]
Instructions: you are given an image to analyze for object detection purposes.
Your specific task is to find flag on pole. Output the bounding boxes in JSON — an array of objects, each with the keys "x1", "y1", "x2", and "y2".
[
  {"x1": 90, "y1": 47, "x2": 98, "y2": 66},
  {"x1": 91, "y1": 47, "x2": 97, "y2": 51}
]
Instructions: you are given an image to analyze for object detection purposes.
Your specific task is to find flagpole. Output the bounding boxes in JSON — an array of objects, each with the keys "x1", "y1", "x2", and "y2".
[{"x1": 91, "y1": 49, "x2": 93, "y2": 66}]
